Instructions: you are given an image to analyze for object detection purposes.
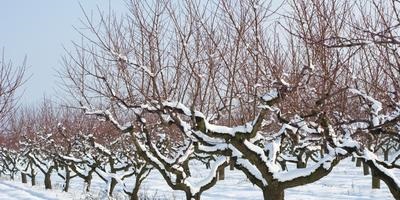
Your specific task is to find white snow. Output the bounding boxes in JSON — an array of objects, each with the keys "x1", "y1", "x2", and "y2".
[
  {"x1": 261, "y1": 89, "x2": 278, "y2": 102},
  {"x1": 349, "y1": 89, "x2": 383, "y2": 126},
  {"x1": 204, "y1": 121, "x2": 254, "y2": 136},
  {"x1": 0, "y1": 179, "x2": 74, "y2": 200},
  {"x1": 0, "y1": 158, "x2": 398, "y2": 200},
  {"x1": 309, "y1": 62, "x2": 315, "y2": 71}
]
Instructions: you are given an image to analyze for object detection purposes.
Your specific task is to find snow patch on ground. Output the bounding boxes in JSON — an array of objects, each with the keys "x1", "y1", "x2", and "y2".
[{"x1": 0, "y1": 158, "x2": 398, "y2": 200}]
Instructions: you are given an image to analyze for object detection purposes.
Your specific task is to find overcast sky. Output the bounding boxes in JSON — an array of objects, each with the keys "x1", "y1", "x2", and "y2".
[{"x1": 0, "y1": 0, "x2": 127, "y2": 104}]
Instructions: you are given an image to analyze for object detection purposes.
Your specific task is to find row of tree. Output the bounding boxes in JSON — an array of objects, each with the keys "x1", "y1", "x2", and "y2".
[{"x1": 0, "y1": 0, "x2": 400, "y2": 199}]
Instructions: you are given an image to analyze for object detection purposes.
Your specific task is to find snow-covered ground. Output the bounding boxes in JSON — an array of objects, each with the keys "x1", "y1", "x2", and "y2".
[
  {"x1": 0, "y1": 180, "x2": 74, "y2": 200},
  {"x1": 0, "y1": 158, "x2": 397, "y2": 200}
]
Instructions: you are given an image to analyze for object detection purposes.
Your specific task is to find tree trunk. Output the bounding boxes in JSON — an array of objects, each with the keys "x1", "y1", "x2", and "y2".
[
  {"x1": 218, "y1": 167, "x2": 225, "y2": 180},
  {"x1": 351, "y1": 156, "x2": 355, "y2": 162},
  {"x1": 229, "y1": 159, "x2": 235, "y2": 170},
  {"x1": 320, "y1": 149, "x2": 324, "y2": 158},
  {"x1": 356, "y1": 158, "x2": 362, "y2": 167},
  {"x1": 185, "y1": 192, "x2": 201, "y2": 200},
  {"x1": 297, "y1": 161, "x2": 307, "y2": 168},
  {"x1": 131, "y1": 169, "x2": 147, "y2": 200},
  {"x1": 366, "y1": 160, "x2": 399, "y2": 198},
  {"x1": 383, "y1": 150, "x2": 389, "y2": 161},
  {"x1": 84, "y1": 176, "x2": 92, "y2": 192},
  {"x1": 130, "y1": 187, "x2": 140, "y2": 200},
  {"x1": 372, "y1": 175, "x2": 380, "y2": 189},
  {"x1": 362, "y1": 161, "x2": 370, "y2": 175},
  {"x1": 31, "y1": 173, "x2": 36, "y2": 186},
  {"x1": 30, "y1": 163, "x2": 36, "y2": 186},
  {"x1": 108, "y1": 158, "x2": 117, "y2": 197},
  {"x1": 193, "y1": 193, "x2": 201, "y2": 200},
  {"x1": 263, "y1": 188, "x2": 284, "y2": 200},
  {"x1": 185, "y1": 191, "x2": 192, "y2": 200},
  {"x1": 63, "y1": 167, "x2": 70, "y2": 192},
  {"x1": 21, "y1": 172, "x2": 27, "y2": 184},
  {"x1": 108, "y1": 178, "x2": 117, "y2": 197},
  {"x1": 44, "y1": 172, "x2": 52, "y2": 189}
]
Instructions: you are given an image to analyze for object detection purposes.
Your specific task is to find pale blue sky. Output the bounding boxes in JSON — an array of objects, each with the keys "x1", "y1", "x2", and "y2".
[{"x1": 0, "y1": 0, "x2": 127, "y2": 104}]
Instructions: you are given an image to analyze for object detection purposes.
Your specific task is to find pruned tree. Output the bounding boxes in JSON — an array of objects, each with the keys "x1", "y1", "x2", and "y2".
[
  {"x1": 0, "y1": 50, "x2": 25, "y2": 131},
  {"x1": 59, "y1": 0, "x2": 400, "y2": 199}
]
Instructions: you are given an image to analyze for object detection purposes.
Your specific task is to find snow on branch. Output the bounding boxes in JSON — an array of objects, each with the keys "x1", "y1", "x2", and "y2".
[
  {"x1": 349, "y1": 88, "x2": 382, "y2": 126},
  {"x1": 110, "y1": 50, "x2": 156, "y2": 77},
  {"x1": 184, "y1": 156, "x2": 227, "y2": 194},
  {"x1": 81, "y1": 106, "x2": 133, "y2": 133}
]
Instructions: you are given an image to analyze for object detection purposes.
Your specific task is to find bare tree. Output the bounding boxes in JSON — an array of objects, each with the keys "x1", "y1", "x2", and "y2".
[
  {"x1": 59, "y1": 0, "x2": 400, "y2": 199},
  {"x1": 0, "y1": 50, "x2": 25, "y2": 132}
]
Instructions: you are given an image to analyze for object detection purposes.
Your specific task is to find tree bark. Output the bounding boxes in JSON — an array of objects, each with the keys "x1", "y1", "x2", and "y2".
[
  {"x1": 194, "y1": 193, "x2": 201, "y2": 200},
  {"x1": 31, "y1": 173, "x2": 36, "y2": 186},
  {"x1": 186, "y1": 193, "x2": 201, "y2": 200},
  {"x1": 44, "y1": 172, "x2": 52, "y2": 189},
  {"x1": 131, "y1": 173, "x2": 143, "y2": 200},
  {"x1": 30, "y1": 163, "x2": 36, "y2": 186},
  {"x1": 362, "y1": 161, "x2": 370, "y2": 175},
  {"x1": 356, "y1": 158, "x2": 362, "y2": 167},
  {"x1": 297, "y1": 161, "x2": 307, "y2": 168},
  {"x1": 372, "y1": 175, "x2": 380, "y2": 189},
  {"x1": 263, "y1": 188, "x2": 284, "y2": 200},
  {"x1": 21, "y1": 172, "x2": 27, "y2": 184},
  {"x1": 63, "y1": 167, "x2": 70, "y2": 192},
  {"x1": 108, "y1": 178, "x2": 117, "y2": 196},
  {"x1": 383, "y1": 150, "x2": 389, "y2": 161},
  {"x1": 185, "y1": 191, "x2": 192, "y2": 200},
  {"x1": 218, "y1": 167, "x2": 225, "y2": 180},
  {"x1": 84, "y1": 175, "x2": 92, "y2": 192},
  {"x1": 130, "y1": 187, "x2": 140, "y2": 200},
  {"x1": 366, "y1": 160, "x2": 399, "y2": 199},
  {"x1": 320, "y1": 149, "x2": 325, "y2": 158},
  {"x1": 229, "y1": 159, "x2": 235, "y2": 170},
  {"x1": 108, "y1": 157, "x2": 117, "y2": 196}
]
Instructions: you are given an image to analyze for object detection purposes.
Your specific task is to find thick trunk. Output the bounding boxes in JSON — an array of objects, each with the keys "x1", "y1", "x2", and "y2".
[
  {"x1": 130, "y1": 187, "x2": 140, "y2": 200},
  {"x1": 362, "y1": 161, "x2": 370, "y2": 175},
  {"x1": 44, "y1": 172, "x2": 52, "y2": 189},
  {"x1": 297, "y1": 161, "x2": 306, "y2": 168},
  {"x1": 218, "y1": 167, "x2": 225, "y2": 180},
  {"x1": 383, "y1": 150, "x2": 389, "y2": 161},
  {"x1": 229, "y1": 159, "x2": 235, "y2": 170},
  {"x1": 193, "y1": 193, "x2": 201, "y2": 200},
  {"x1": 185, "y1": 191, "x2": 192, "y2": 200},
  {"x1": 131, "y1": 175, "x2": 142, "y2": 200},
  {"x1": 30, "y1": 164, "x2": 36, "y2": 186},
  {"x1": 367, "y1": 160, "x2": 399, "y2": 199},
  {"x1": 63, "y1": 167, "x2": 70, "y2": 192},
  {"x1": 263, "y1": 188, "x2": 284, "y2": 200},
  {"x1": 31, "y1": 174, "x2": 36, "y2": 186},
  {"x1": 296, "y1": 151, "x2": 306, "y2": 169},
  {"x1": 320, "y1": 149, "x2": 324, "y2": 158},
  {"x1": 372, "y1": 175, "x2": 380, "y2": 189},
  {"x1": 185, "y1": 192, "x2": 201, "y2": 200},
  {"x1": 356, "y1": 158, "x2": 362, "y2": 167},
  {"x1": 21, "y1": 172, "x2": 27, "y2": 184},
  {"x1": 351, "y1": 156, "x2": 355, "y2": 162}
]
